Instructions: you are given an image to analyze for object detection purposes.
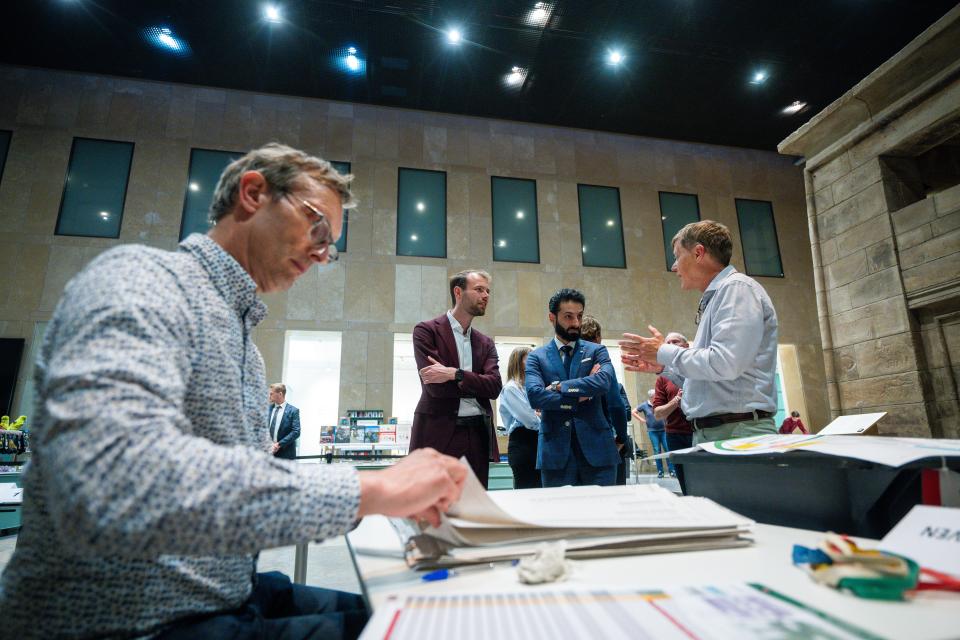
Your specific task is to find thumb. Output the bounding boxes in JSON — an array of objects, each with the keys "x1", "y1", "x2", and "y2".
[
  {"x1": 647, "y1": 325, "x2": 663, "y2": 341},
  {"x1": 427, "y1": 356, "x2": 440, "y2": 365}
]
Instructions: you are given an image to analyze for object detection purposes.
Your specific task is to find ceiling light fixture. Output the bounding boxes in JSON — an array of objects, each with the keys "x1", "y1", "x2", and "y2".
[
  {"x1": 782, "y1": 100, "x2": 808, "y2": 115},
  {"x1": 263, "y1": 4, "x2": 282, "y2": 23},
  {"x1": 527, "y1": 2, "x2": 550, "y2": 27},
  {"x1": 142, "y1": 26, "x2": 192, "y2": 57},
  {"x1": 335, "y1": 45, "x2": 365, "y2": 75},
  {"x1": 504, "y1": 66, "x2": 527, "y2": 88},
  {"x1": 750, "y1": 70, "x2": 768, "y2": 85},
  {"x1": 607, "y1": 50, "x2": 624, "y2": 66},
  {"x1": 446, "y1": 28, "x2": 462, "y2": 45}
]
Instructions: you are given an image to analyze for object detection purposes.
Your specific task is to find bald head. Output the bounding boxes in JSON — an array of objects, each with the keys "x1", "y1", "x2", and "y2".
[{"x1": 665, "y1": 332, "x2": 689, "y2": 348}]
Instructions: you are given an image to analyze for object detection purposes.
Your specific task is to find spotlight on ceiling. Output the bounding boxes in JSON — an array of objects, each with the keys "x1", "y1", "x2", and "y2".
[
  {"x1": 782, "y1": 100, "x2": 808, "y2": 115},
  {"x1": 607, "y1": 50, "x2": 624, "y2": 66},
  {"x1": 446, "y1": 28, "x2": 462, "y2": 45},
  {"x1": 335, "y1": 45, "x2": 365, "y2": 75},
  {"x1": 141, "y1": 26, "x2": 192, "y2": 58},
  {"x1": 526, "y1": 2, "x2": 551, "y2": 27},
  {"x1": 749, "y1": 70, "x2": 768, "y2": 85},
  {"x1": 263, "y1": 4, "x2": 282, "y2": 23},
  {"x1": 504, "y1": 66, "x2": 527, "y2": 89}
]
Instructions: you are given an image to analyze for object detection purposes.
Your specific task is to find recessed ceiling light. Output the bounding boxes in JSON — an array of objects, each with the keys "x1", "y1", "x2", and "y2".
[
  {"x1": 416, "y1": 201, "x2": 425, "y2": 212},
  {"x1": 782, "y1": 100, "x2": 808, "y2": 115},
  {"x1": 527, "y1": 2, "x2": 550, "y2": 26},
  {"x1": 189, "y1": 182, "x2": 200, "y2": 192},
  {"x1": 336, "y1": 45, "x2": 365, "y2": 74},
  {"x1": 504, "y1": 66, "x2": 527, "y2": 88},
  {"x1": 607, "y1": 50, "x2": 624, "y2": 66},
  {"x1": 446, "y1": 28, "x2": 462, "y2": 44},
  {"x1": 750, "y1": 70, "x2": 768, "y2": 85},
  {"x1": 142, "y1": 26, "x2": 192, "y2": 58},
  {"x1": 263, "y1": 4, "x2": 282, "y2": 23},
  {"x1": 516, "y1": 210, "x2": 524, "y2": 219}
]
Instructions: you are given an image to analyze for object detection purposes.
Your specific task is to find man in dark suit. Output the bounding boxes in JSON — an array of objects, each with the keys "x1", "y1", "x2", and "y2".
[
  {"x1": 409, "y1": 270, "x2": 502, "y2": 488},
  {"x1": 268, "y1": 383, "x2": 300, "y2": 459},
  {"x1": 579, "y1": 315, "x2": 632, "y2": 485},
  {"x1": 526, "y1": 289, "x2": 621, "y2": 487}
]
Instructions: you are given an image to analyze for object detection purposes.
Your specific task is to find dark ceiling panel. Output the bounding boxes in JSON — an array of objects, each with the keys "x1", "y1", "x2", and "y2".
[{"x1": 0, "y1": 0, "x2": 954, "y2": 150}]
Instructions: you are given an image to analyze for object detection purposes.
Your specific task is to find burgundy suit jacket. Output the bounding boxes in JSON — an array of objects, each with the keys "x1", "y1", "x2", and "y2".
[{"x1": 408, "y1": 314, "x2": 502, "y2": 460}]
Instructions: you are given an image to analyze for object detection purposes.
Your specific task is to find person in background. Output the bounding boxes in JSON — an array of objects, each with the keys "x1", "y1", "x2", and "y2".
[
  {"x1": 653, "y1": 332, "x2": 694, "y2": 460},
  {"x1": 409, "y1": 270, "x2": 502, "y2": 488},
  {"x1": 267, "y1": 383, "x2": 300, "y2": 459},
  {"x1": 498, "y1": 346, "x2": 542, "y2": 489},
  {"x1": 779, "y1": 410, "x2": 808, "y2": 434},
  {"x1": 526, "y1": 288, "x2": 620, "y2": 487},
  {"x1": 579, "y1": 315, "x2": 631, "y2": 485},
  {"x1": 633, "y1": 389, "x2": 673, "y2": 478}
]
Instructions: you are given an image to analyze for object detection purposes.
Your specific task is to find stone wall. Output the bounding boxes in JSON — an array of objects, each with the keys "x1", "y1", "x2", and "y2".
[
  {"x1": 779, "y1": 6, "x2": 960, "y2": 436},
  {"x1": 0, "y1": 64, "x2": 827, "y2": 432}
]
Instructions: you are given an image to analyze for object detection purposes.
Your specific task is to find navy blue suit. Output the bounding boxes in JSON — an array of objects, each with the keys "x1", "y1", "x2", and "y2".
[
  {"x1": 269, "y1": 403, "x2": 301, "y2": 460},
  {"x1": 525, "y1": 340, "x2": 620, "y2": 486}
]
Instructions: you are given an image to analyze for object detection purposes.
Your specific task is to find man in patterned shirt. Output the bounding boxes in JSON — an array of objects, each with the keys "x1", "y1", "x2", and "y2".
[{"x1": 0, "y1": 143, "x2": 466, "y2": 639}]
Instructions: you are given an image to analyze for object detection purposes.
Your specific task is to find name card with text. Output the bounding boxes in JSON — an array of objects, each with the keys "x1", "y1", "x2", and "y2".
[{"x1": 879, "y1": 505, "x2": 960, "y2": 576}]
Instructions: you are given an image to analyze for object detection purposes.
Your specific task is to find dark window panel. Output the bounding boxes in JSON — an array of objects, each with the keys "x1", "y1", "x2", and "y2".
[
  {"x1": 578, "y1": 184, "x2": 626, "y2": 269},
  {"x1": 491, "y1": 176, "x2": 539, "y2": 264},
  {"x1": 736, "y1": 198, "x2": 784, "y2": 277},
  {"x1": 180, "y1": 148, "x2": 242, "y2": 241},
  {"x1": 397, "y1": 168, "x2": 446, "y2": 258},
  {"x1": 658, "y1": 192, "x2": 701, "y2": 271},
  {"x1": 55, "y1": 138, "x2": 134, "y2": 238}
]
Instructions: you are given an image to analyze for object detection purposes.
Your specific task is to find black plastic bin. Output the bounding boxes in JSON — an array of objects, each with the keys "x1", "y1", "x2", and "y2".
[{"x1": 671, "y1": 449, "x2": 959, "y2": 539}]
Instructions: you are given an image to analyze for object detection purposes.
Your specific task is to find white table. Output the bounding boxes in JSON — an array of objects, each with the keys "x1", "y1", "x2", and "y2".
[{"x1": 346, "y1": 515, "x2": 960, "y2": 640}]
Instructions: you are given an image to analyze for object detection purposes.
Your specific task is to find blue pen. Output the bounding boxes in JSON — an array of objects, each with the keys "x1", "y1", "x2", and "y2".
[{"x1": 421, "y1": 561, "x2": 517, "y2": 582}]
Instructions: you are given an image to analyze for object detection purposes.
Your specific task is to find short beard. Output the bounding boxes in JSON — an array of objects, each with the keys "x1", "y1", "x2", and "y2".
[
  {"x1": 467, "y1": 301, "x2": 486, "y2": 317},
  {"x1": 554, "y1": 321, "x2": 579, "y2": 342}
]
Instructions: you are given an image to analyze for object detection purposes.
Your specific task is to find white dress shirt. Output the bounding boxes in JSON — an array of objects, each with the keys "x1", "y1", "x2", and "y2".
[{"x1": 446, "y1": 310, "x2": 483, "y2": 417}]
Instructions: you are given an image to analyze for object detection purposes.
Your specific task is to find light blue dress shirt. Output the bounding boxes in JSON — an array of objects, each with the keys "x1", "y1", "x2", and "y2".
[
  {"x1": 498, "y1": 379, "x2": 541, "y2": 435},
  {"x1": 657, "y1": 265, "x2": 779, "y2": 419},
  {"x1": 446, "y1": 310, "x2": 483, "y2": 417}
]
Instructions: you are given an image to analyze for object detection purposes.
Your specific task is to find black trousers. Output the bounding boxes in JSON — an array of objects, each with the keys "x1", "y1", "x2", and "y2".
[{"x1": 508, "y1": 427, "x2": 541, "y2": 489}]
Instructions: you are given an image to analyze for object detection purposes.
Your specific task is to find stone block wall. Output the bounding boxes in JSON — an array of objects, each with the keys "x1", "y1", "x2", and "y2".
[{"x1": 0, "y1": 65, "x2": 827, "y2": 433}]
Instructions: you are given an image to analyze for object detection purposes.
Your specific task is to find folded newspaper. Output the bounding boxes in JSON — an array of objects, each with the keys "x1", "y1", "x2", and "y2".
[{"x1": 393, "y1": 459, "x2": 754, "y2": 569}]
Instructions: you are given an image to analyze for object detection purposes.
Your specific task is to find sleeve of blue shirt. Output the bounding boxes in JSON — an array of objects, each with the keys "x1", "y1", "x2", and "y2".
[
  {"x1": 500, "y1": 383, "x2": 541, "y2": 434},
  {"x1": 657, "y1": 281, "x2": 764, "y2": 381}
]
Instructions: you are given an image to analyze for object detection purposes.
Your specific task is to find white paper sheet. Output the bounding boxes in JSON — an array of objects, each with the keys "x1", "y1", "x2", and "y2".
[
  {"x1": 0, "y1": 483, "x2": 23, "y2": 504},
  {"x1": 694, "y1": 434, "x2": 960, "y2": 467},
  {"x1": 359, "y1": 584, "x2": 881, "y2": 640},
  {"x1": 879, "y1": 505, "x2": 960, "y2": 577},
  {"x1": 818, "y1": 413, "x2": 887, "y2": 435}
]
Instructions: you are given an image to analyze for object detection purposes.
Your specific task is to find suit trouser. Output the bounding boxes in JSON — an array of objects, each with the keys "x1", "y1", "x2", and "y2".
[
  {"x1": 507, "y1": 427, "x2": 541, "y2": 490},
  {"x1": 692, "y1": 417, "x2": 777, "y2": 445},
  {"x1": 447, "y1": 415, "x2": 492, "y2": 489},
  {"x1": 541, "y1": 430, "x2": 616, "y2": 488}
]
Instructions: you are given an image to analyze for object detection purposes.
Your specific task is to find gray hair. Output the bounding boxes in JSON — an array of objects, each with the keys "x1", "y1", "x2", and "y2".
[
  {"x1": 209, "y1": 143, "x2": 356, "y2": 223},
  {"x1": 671, "y1": 220, "x2": 733, "y2": 267},
  {"x1": 647, "y1": 389, "x2": 655, "y2": 398}
]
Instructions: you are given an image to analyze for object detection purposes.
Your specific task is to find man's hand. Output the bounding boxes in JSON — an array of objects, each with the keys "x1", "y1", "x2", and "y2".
[
  {"x1": 271, "y1": 442, "x2": 280, "y2": 454},
  {"x1": 631, "y1": 408, "x2": 646, "y2": 424},
  {"x1": 357, "y1": 448, "x2": 467, "y2": 528},
  {"x1": 419, "y1": 356, "x2": 457, "y2": 385},
  {"x1": 619, "y1": 326, "x2": 667, "y2": 372}
]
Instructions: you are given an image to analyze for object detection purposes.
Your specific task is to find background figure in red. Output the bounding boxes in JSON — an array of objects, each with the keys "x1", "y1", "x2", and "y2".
[{"x1": 779, "y1": 410, "x2": 808, "y2": 434}]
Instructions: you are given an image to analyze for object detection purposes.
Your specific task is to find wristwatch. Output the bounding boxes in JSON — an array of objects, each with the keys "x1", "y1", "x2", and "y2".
[{"x1": 454, "y1": 368, "x2": 464, "y2": 382}]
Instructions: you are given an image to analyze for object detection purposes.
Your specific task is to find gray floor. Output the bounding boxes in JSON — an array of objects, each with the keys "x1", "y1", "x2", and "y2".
[{"x1": 0, "y1": 471, "x2": 677, "y2": 594}]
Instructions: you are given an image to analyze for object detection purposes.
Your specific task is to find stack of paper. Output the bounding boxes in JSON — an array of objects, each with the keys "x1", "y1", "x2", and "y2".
[{"x1": 396, "y1": 461, "x2": 753, "y2": 568}]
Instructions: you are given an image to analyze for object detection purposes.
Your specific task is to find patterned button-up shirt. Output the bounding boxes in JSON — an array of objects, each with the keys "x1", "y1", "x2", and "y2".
[{"x1": 0, "y1": 234, "x2": 360, "y2": 638}]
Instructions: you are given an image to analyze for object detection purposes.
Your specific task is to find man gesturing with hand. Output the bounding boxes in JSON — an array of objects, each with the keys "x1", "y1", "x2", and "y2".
[{"x1": 620, "y1": 221, "x2": 779, "y2": 445}]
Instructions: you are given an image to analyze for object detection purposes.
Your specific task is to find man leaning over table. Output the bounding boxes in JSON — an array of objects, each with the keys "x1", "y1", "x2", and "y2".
[
  {"x1": 620, "y1": 220, "x2": 779, "y2": 444},
  {"x1": 0, "y1": 143, "x2": 466, "y2": 640}
]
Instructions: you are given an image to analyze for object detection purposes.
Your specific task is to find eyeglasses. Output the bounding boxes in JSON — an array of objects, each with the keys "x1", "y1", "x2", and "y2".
[{"x1": 287, "y1": 194, "x2": 339, "y2": 263}]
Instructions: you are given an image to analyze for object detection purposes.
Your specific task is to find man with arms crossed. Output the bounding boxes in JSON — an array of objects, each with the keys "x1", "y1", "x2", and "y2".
[
  {"x1": 620, "y1": 220, "x2": 778, "y2": 443},
  {"x1": 526, "y1": 289, "x2": 621, "y2": 487},
  {"x1": 409, "y1": 270, "x2": 502, "y2": 488},
  {"x1": 0, "y1": 144, "x2": 466, "y2": 640}
]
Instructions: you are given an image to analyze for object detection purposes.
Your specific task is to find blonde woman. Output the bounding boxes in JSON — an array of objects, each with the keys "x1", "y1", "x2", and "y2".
[{"x1": 498, "y1": 347, "x2": 541, "y2": 489}]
